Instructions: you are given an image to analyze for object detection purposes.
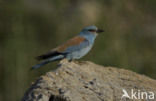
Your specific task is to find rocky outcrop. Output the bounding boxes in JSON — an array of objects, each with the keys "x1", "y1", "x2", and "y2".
[{"x1": 22, "y1": 59, "x2": 156, "y2": 101}]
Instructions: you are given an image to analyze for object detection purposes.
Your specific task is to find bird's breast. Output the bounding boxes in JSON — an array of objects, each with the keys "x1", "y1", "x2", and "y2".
[{"x1": 66, "y1": 44, "x2": 93, "y2": 60}]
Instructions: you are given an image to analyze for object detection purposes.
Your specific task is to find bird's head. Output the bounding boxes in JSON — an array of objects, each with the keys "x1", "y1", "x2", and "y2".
[{"x1": 81, "y1": 25, "x2": 104, "y2": 36}]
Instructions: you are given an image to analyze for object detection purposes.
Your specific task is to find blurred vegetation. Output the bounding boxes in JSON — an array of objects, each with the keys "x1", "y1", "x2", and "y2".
[{"x1": 0, "y1": 0, "x2": 156, "y2": 100}]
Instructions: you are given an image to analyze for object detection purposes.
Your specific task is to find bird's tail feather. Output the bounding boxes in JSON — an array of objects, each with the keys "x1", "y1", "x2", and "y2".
[{"x1": 31, "y1": 55, "x2": 64, "y2": 70}]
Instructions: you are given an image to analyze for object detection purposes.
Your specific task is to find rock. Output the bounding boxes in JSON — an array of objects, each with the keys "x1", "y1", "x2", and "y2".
[{"x1": 22, "y1": 59, "x2": 156, "y2": 101}]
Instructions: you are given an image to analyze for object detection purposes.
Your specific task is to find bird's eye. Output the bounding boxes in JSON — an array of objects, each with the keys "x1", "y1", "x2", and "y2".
[{"x1": 88, "y1": 29, "x2": 96, "y2": 32}]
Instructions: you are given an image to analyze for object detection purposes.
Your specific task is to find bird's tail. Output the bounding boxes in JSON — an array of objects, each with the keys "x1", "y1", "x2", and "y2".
[{"x1": 31, "y1": 55, "x2": 64, "y2": 70}]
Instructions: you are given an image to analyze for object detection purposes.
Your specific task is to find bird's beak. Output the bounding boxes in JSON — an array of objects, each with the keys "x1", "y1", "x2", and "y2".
[{"x1": 96, "y1": 29, "x2": 104, "y2": 33}]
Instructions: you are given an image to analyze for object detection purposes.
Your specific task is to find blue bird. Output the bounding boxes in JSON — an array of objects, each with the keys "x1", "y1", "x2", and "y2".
[{"x1": 32, "y1": 25, "x2": 104, "y2": 69}]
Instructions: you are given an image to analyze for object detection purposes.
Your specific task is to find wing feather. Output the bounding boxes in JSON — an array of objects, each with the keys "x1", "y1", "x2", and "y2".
[
  {"x1": 36, "y1": 36, "x2": 87, "y2": 60},
  {"x1": 56, "y1": 36, "x2": 86, "y2": 52}
]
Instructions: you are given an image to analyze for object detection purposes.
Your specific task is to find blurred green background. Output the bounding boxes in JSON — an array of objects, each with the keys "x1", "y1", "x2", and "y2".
[{"x1": 0, "y1": 0, "x2": 156, "y2": 100}]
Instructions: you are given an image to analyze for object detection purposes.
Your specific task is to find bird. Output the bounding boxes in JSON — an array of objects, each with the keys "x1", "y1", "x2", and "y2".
[{"x1": 31, "y1": 25, "x2": 104, "y2": 70}]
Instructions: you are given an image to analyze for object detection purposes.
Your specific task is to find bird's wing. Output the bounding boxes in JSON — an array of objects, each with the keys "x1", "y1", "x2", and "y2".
[
  {"x1": 56, "y1": 36, "x2": 89, "y2": 53},
  {"x1": 36, "y1": 36, "x2": 89, "y2": 60},
  {"x1": 36, "y1": 51, "x2": 65, "y2": 60}
]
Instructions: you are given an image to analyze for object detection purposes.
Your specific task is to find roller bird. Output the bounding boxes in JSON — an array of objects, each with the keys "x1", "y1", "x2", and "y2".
[{"x1": 32, "y1": 25, "x2": 104, "y2": 69}]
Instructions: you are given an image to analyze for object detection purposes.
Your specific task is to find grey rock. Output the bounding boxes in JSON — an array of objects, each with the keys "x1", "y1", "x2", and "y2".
[{"x1": 22, "y1": 59, "x2": 156, "y2": 101}]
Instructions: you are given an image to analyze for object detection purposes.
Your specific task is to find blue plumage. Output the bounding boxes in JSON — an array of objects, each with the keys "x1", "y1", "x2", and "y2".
[{"x1": 32, "y1": 25, "x2": 104, "y2": 69}]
